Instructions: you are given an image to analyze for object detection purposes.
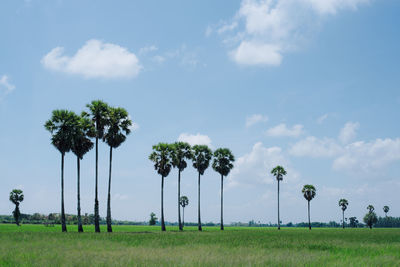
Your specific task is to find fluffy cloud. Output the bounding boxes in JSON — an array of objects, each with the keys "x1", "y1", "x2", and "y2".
[
  {"x1": 246, "y1": 114, "x2": 268, "y2": 127},
  {"x1": 217, "y1": 0, "x2": 369, "y2": 66},
  {"x1": 266, "y1": 123, "x2": 304, "y2": 137},
  {"x1": 338, "y1": 121, "x2": 359, "y2": 144},
  {"x1": 41, "y1": 39, "x2": 142, "y2": 79},
  {"x1": 177, "y1": 133, "x2": 212, "y2": 147},
  {"x1": 0, "y1": 75, "x2": 15, "y2": 98},
  {"x1": 289, "y1": 136, "x2": 342, "y2": 157}
]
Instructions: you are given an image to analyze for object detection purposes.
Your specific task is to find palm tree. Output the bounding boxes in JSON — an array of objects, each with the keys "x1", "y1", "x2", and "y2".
[
  {"x1": 9, "y1": 189, "x2": 24, "y2": 226},
  {"x1": 84, "y1": 100, "x2": 109, "y2": 233},
  {"x1": 367, "y1": 205, "x2": 374, "y2": 213},
  {"x1": 45, "y1": 110, "x2": 78, "y2": 232},
  {"x1": 71, "y1": 115, "x2": 94, "y2": 233},
  {"x1": 271, "y1": 166, "x2": 286, "y2": 230},
  {"x1": 212, "y1": 148, "x2": 235, "y2": 231},
  {"x1": 338, "y1": 199, "x2": 349, "y2": 229},
  {"x1": 170, "y1": 142, "x2": 192, "y2": 231},
  {"x1": 149, "y1": 143, "x2": 172, "y2": 231},
  {"x1": 302, "y1": 184, "x2": 316, "y2": 230},
  {"x1": 192, "y1": 145, "x2": 212, "y2": 231},
  {"x1": 383, "y1": 206, "x2": 389, "y2": 217},
  {"x1": 180, "y1": 196, "x2": 189, "y2": 227},
  {"x1": 103, "y1": 107, "x2": 132, "y2": 233}
]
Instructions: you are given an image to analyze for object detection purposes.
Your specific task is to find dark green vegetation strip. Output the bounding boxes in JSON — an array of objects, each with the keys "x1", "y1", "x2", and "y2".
[{"x1": 0, "y1": 225, "x2": 399, "y2": 266}]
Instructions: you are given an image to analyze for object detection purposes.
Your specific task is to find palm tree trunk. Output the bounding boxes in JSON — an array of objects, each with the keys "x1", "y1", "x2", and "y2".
[
  {"x1": 94, "y1": 137, "x2": 100, "y2": 233},
  {"x1": 220, "y1": 174, "x2": 224, "y2": 231},
  {"x1": 61, "y1": 153, "x2": 67, "y2": 232},
  {"x1": 161, "y1": 175, "x2": 166, "y2": 231},
  {"x1": 178, "y1": 170, "x2": 182, "y2": 231},
  {"x1": 107, "y1": 146, "x2": 113, "y2": 233},
  {"x1": 182, "y1": 207, "x2": 185, "y2": 227},
  {"x1": 277, "y1": 180, "x2": 280, "y2": 230},
  {"x1": 77, "y1": 156, "x2": 83, "y2": 233},
  {"x1": 198, "y1": 172, "x2": 202, "y2": 231},
  {"x1": 308, "y1": 200, "x2": 311, "y2": 230},
  {"x1": 342, "y1": 210, "x2": 345, "y2": 229}
]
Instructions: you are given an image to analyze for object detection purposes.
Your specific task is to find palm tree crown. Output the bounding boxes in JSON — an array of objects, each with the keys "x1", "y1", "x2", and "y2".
[
  {"x1": 302, "y1": 184, "x2": 316, "y2": 201},
  {"x1": 192, "y1": 145, "x2": 213, "y2": 174},
  {"x1": 84, "y1": 100, "x2": 109, "y2": 139},
  {"x1": 180, "y1": 196, "x2": 189, "y2": 207},
  {"x1": 339, "y1": 199, "x2": 349, "y2": 211},
  {"x1": 71, "y1": 115, "x2": 94, "y2": 159},
  {"x1": 367, "y1": 205, "x2": 375, "y2": 213},
  {"x1": 271, "y1": 165, "x2": 287, "y2": 181},
  {"x1": 9, "y1": 189, "x2": 24, "y2": 205},
  {"x1": 212, "y1": 148, "x2": 235, "y2": 176},
  {"x1": 149, "y1": 143, "x2": 173, "y2": 177},
  {"x1": 170, "y1": 142, "x2": 192, "y2": 171},
  {"x1": 103, "y1": 107, "x2": 132, "y2": 148},
  {"x1": 383, "y1": 206, "x2": 389, "y2": 214}
]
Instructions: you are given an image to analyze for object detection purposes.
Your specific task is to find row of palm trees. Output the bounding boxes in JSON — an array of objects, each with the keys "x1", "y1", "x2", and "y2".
[
  {"x1": 149, "y1": 143, "x2": 235, "y2": 231},
  {"x1": 45, "y1": 100, "x2": 132, "y2": 232}
]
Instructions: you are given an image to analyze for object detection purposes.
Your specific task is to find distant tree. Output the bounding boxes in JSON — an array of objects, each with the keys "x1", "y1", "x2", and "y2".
[
  {"x1": 364, "y1": 211, "x2": 378, "y2": 229},
  {"x1": 71, "y1": 115, "x2": 94, "y2": 232},
  {"x1": 212, "y1": 148, "x2": 235, "y2": 230},
  {"x1": 103, "y1": 106, "x2": 132, "y2": 232},
  {"x1": 84, "y1": 100, "x2": 109, "y2": 233},
  {"x1": 271, "y1": 166, "x2": 286, "y2": 230},
  {"x1": 9, "y1": 189, "x2": 24, "y2": 226},
  {"x1": 149, "y1": 212, "x2": 158, "y2": 226},
  {"x1": 302, "y1": 184, "x2": 316, "y2": 230},
  {"x1": 170, "y1": 142, "x2": 192, "y2": 231},
  {"x1": 349, "y1": 217, "x2": 359, "y2": 228},
  {"x1": 180, "y1": 196, "x2": 189, "y2": 227},
  {"x1": 149, "y1": 143, "x2": 172, "y2": 231},
  {"x1": 383, "y1": 206, "x2": 389, "y2": 217},
  {"x1": 45, "y1": 110, "x2": 78, "y2": 232},
  {"x1": 192, "y1": 145, "x2": 213, "y2": 231},
  {"x1": 367, "y1": 205, "x2": 374, "y2": 213},
  {"x1": 338, "y1": 199, "x2": 349, "y2": 229}
]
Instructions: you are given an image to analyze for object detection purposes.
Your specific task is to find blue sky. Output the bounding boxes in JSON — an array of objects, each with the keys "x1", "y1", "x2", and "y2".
[{"x1": 1, "y1": 0, "x2": 400, "y2": 224}]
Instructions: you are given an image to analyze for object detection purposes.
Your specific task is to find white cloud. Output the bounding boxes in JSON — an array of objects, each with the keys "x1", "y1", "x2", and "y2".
[
  {"x1": 289, "y1": 136, "x2": 342, "y2": 157},
  {"x1": 246, "y1": 114, "x2": 268, "y2": 127},
  {"x1": 41, "y1": 39, "x2": 142, "y2": 79},
  {"x1": 139, "y1": 45, "x2": 158, "y2": 55},
  {"x1": 177, "y1": 133, "x2": 212, "y2": 147},
  {"x1": 266, "y1": 123, "x2": 304, "y2": 137},
  {"x1": 338, "y1": 121, "x2": 359, "y2": 144},
  {"x1": 0, "y1": 75, "x2": 15, "y2": 95},
  {"x1": 317, "y1": 113, "x2": 329, "y2": 124},
  {"x1": 130, "y1": 122, "x2": 140, "y2": 131},
  {"x1": 218, "y1": 0, "x2": 369, "y2": 66}
]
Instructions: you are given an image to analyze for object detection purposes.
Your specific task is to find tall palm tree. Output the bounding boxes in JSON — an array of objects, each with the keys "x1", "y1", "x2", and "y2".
[
  {"x1": 383, "y1": 206, "x2": 389, "y2": 217},
  {"x1": 9, "y1": 189, "x2": 24, "y2": 226},
  {"x1": 84, "y1": 100, "x2": 109, "y2": 233},
  {"x1": 180, "y1": 196, "x2": 189, "y2": 227},
  {"x1": 170, "y1": 142, "x2": 192, "y2": 231},
  {"x1": 192, "y1": 145, "x2": 212, "y2": 231},
  {"x1": 212, "y1": 148, "x2": 235, "y2": 231},
  {"x1": 103, "y1": 107, "x2": 132, "y2": 233},
  {"x1": 338, "y1": 199, "x2": 349, "y2": 229},
  {"x1": 302, "y1": 184, "x2": 316, "y2": 230},
  {"x1": 149, "y1": 143, "x2": 172, "y2": 231},
  {"x1": 271, "y1": 166, "x2": 286, "y2": 230},
  {"x1": 367, "y1": 205, "x2": 374, "y2": 213},
  {"x1": 71, "y1": 115, "x2": 94, "y2": 233},
  {"x1": 45, "y1": 110, "x2": 78, "y2": 232}
]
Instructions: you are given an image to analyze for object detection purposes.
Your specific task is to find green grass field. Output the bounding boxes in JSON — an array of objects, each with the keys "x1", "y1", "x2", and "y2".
[{"x1": 0, "y1": 224, "x2": 399, "y2": 266}]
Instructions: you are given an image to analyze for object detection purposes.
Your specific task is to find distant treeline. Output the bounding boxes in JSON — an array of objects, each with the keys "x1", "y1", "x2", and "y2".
[{"x1": 1, "y1": 213, "x2": 400, "y2": 228}]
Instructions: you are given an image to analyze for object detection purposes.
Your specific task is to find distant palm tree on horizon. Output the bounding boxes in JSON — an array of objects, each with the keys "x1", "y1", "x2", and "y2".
[
  {"x1": 302, "y1": 184, "x2": 316, "y2": 230},
  {"x1": 212, "y1": 148, "x2": 235, "y2": 231},
  {"x1": 271, "y1": 166, "x2": 286, "y2": 230},
  {"x1": 339, "y1": 199, "x2": 349, "y2": 229},
  {"x1": 180, "y1": 196, "x2": 189, "y2": 227},
  {"x1": 103, "y1": 106, "x2": 132, "y2": 233},
  {"x1": 192, "y1": 145, "x2": 212, "y2": 231},
  {"x1": 383, "y1": 206, "x2": 389, "y2": 217}
]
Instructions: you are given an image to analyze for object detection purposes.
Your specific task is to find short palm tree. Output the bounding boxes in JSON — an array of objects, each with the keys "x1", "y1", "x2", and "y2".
[
  {"x1": 271, "y1": 166, "x2": 286, "y2": 230},
  {"x1": 180, "y1": 196, "x2": 189, "y2": 227},
  {"x1": 383, "y1": 206, "x2": 389, "y2": 217},
  {"x1": 84, "y1": 100, "x2": 109, "y2": 233},
  {"x1": 45, "y1": 110, "x2": 78, "y2": 232},
  {"x1": 149, "y1": 143, "x2": 172, "y2": 231},
  {"x1": 71, "y1": 115, "x2": 94, "y2": 232},
  {"x1": 9, "y1": 189, "x2": 24, "y2": 226},
  {"x1": 170, "y1": 142, "x2": 192, "y2": 231},
  {"x1": 338, "y1": 199, "x2": 349, "y2": 229},
  {"x1": 367, "y1": 205, "x2": 374, "y2": 213},
  {"x1": 212, "y1": 148, "x2": 235, "y2": 230},
  {"x1": 192, "y1": 145, "x2": 212, "y2": 231},
  {"x1": 103, "y1": 107, "x2": 132, "y2": 232},
  {"x1": 302, "y1": 184, "x2": 316, "y2": 230}
]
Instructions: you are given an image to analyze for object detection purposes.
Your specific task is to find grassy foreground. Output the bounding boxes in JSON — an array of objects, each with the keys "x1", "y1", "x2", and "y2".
[{"x1": 0, "y1": 224, "x2": 399, "y2": 266}]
